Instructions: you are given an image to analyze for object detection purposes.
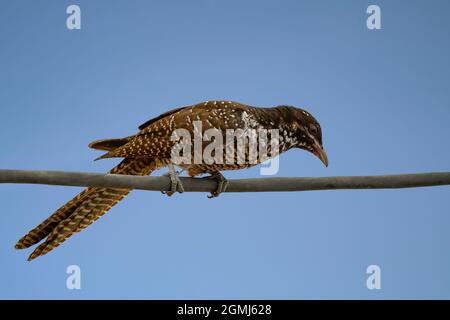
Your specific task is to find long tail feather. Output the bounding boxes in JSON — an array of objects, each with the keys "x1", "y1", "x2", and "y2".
[
  {"x1": 15, "y1": 188, "x2": 96, "y2": 249},
  {"x1": 15, "y1": 157, "x2": 158, "y2": 261}
]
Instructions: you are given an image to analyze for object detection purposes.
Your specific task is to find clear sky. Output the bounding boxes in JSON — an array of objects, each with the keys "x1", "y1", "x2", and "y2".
[{"x1": 1, "y1": 0, "x2": 450, "y2": 299}]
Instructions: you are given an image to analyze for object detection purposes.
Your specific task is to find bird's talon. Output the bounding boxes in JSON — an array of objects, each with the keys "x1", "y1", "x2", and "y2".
[
  {"x1": 163, "y1": 164, "x2": 184, "y2": 197},
  {"x1": 203, "y1": 173, "x2": 228, "y2": 198}
]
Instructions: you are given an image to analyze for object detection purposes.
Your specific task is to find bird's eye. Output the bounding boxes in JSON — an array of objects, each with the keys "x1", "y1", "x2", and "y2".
[{"x1": 309, "y1": 124, "x2": 318, "y2": 135}]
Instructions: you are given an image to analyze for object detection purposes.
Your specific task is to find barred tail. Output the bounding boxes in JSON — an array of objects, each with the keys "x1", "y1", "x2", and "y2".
[{"x1": 15, "y1": 158, "x2": 157, "y2": 261}]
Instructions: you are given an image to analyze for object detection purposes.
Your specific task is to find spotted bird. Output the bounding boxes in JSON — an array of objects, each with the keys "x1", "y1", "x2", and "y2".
[{"x1": 15, "y1": 100, "x2": 328, "y2": 260}]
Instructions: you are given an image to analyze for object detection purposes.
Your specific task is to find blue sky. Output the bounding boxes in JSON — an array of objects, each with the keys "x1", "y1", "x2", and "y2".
[{"x1": 0, "y1": 0, "x2": 449, "y2": 299}]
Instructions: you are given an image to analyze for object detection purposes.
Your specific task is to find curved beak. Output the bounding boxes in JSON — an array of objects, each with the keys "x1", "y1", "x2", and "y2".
[
  {"x1": 312, "y1": 138, "x2": 328, "y2": 167},
  {"x1": 314, "y1": 146, "x2": 328, "y2": 167}
]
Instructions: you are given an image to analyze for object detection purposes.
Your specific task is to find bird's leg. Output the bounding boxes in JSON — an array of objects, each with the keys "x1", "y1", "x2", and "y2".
[
  {"x1": 202, "y1": 172, "x2": 229, "y2": 198},
  {"x1": 162, "y1": 163, "x2": 185, "y2": 196}
]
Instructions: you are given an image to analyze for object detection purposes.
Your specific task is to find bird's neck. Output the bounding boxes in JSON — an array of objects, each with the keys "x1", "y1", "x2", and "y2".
[
  {"x1": 251, "y1": 106, "x2": 292, "y2": 128},
  {"x1": 251, "y1": 106, "x2": 299, "y2": 152}
]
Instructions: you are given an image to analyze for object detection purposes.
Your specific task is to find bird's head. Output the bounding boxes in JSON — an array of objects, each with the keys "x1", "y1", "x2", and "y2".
[{"x1": 276, "y1": 106, "x2": 328, "y2": 167}]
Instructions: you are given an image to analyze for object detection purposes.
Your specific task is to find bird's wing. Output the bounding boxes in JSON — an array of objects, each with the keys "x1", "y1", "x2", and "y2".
[
  {"x1": 95, "y1": 106, "x2": 194, "y2": 160},
  {"x1": 138, "y1": 106, "x2": 188, "y2": 130},
  {"x1": 95, "y1": 101, "x2": 256, "y2": 160},
  {"x1": 88, "y1": 136, "x2": 133, "y2": 151}
]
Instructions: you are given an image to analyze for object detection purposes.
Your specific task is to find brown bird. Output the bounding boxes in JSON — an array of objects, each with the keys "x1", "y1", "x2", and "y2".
[{"x1": 15, "y1": 100, "x2": 328, "y2": 261}]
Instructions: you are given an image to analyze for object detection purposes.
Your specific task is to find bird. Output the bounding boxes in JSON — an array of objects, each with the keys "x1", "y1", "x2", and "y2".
[{"x1": 15, "y1": 100, "x2": 328, "y2": 261}]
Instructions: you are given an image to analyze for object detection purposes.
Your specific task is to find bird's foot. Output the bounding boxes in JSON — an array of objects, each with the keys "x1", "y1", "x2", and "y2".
[
  {"x1": 202, "y1": 172, "x2": 228, "y2": 198},
  {"x1": 162, "y1": 164, "x2": 184, "y2": 196}
]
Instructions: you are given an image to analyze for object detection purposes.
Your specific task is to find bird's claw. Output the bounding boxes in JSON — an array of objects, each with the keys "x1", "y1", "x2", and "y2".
[
  {"x1": 203, "y1": 173, "x2": 228, "y2": 198},
  {"x1": 162, "y1": 166, "x2": 184, "y2": 196}
]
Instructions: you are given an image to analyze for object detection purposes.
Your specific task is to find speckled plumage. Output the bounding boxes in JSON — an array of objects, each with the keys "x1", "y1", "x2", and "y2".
[{"x1": 16, "y1": 100, "x2": 327, "y2": 260}]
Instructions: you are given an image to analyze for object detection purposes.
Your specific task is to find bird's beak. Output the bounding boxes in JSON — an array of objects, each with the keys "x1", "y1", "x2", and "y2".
[
  {"x1": 315, "y1": 147, "x2": 328, "y2": 167},
  {"x1": 312, "y1": 140, "x2": 328, "y2": 167}
]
